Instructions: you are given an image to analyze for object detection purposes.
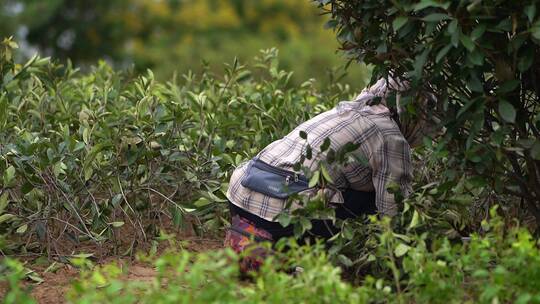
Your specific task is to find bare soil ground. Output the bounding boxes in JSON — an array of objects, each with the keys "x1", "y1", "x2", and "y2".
[{"x1": 1, "y1": 233, "x2": 223, "y2": 304}]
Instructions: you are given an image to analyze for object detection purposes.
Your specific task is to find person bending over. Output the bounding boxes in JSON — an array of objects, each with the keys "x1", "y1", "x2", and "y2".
[{"x1": 224, "y1": 77, "x2": 435, "y2": 272}]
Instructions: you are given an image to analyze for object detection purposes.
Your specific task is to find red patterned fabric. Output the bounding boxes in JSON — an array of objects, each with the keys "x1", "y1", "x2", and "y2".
[{"x1": 224, "y1": 214, "x2": 273, "y2": 273}]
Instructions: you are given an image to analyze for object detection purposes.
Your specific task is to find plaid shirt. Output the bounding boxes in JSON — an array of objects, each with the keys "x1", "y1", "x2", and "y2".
[{"x1": 226, "y1": 102, "x2": 413, "y2": 221}]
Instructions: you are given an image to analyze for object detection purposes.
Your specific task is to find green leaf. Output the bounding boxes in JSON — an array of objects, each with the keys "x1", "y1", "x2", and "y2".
[
  {"x1": 299, "y1": 130, "x2": 307, "y2": 140},
  {"x1": 450, "y1": 194, "x2": 473, "y2": 204},
  {"x1": 277, "y1": 213, "x2": 291, "y2": 227},
  {"x1": 525, "y1": 4, "x2": 536, "y2": 23},
  {"x1": 393, "y1": 233, "x2": 412, "y2": 243},
  {"x1": 0, "y1": 192, "x2": 9, "y2": 215},
  {"x1": 172, "y1": 206, "x2": 184, "y2": 227},
  {"x1": 409, "y1": 210, "x2": 420, "y2": 229},
  {"x1": 499, "y1": 100, "x2": 516, "y2": 123},
  {"x1": 309, "y1": 170, "x2": 320, "y2": 188},
  {"x1": 470, "y1": 24, "x2": 486, "y2": 41},
  {"x1": 16, "y1": 224, "x2": 28, "y2": 234},
  {"x1": 531, "y1": 25, "x2": 540, "y2": 40},
  {"x1": 194, "y1": 197, "x2": 211, "y2": 207},
  {"x1": 299, "y1": 217, "x2": 312, "y2": 232},
  {"x1": 84, "y1": 166, "x2": 93, "y2": 181},
  {"x1": 306, "y1": 145, "x2": 312, "y2": 160},
  {"x1": 518, "y1": 49, "x2": 534, "y2": 72},
  {"x1": 468, "y1": 49, "x2": 484, "y2": 66},
  {"x1": 83, "y1": 142, "x2": 112, "y2": 181},
  {"x1": 422, "y1": 14, "x2": 451, "y2": 22},
  {"x1": 0, "y1": 213, "x2": 16, "y2": 224},
  {"x1": 342, "y1": 225, "x2": 354, "y2": 240},
  {"x1": 337, "y1": 254, "x2": 353, "y2": 267},
  {"x1": 516, "y1": 293, "x2": 532, "y2": 304},
  {"x1": 495, "y1": 17, "x2": 512, "y2": 31},
  {"x1": 321, "y1": 137, "x2": 331, "y2": 152},
  {"x1": 413, "y1": 48, "x2": 430, "y2": 78},
  {"x1": 448, "y1": 19, "x2": 459, "y2": 34},
  {"x1": 498, "y1": 80, "x2": 520, "y2": 94},
  {"x1": 28, "y1": 274, "x2": 44, "y2": 284},
  {"x1": 71, "y1": 253, "x2": 94, "y2": 259},
  {"x1": 394, "y1": 243, "x2": 411, "y2": 257},
  {"x1": 73, "y1": 141, "x2": 86, "y2": 152},
  {"x1": 82, "y1": 127, "x2": 90, "y2": 145},
  {"x1": 235, "y1": 70, "x2": 252, "y2": 82},
  {"x1": 393, "y1": 16, "x2": 408, "y2": 31},
  {"x1": 459, "y1": 34, "x2": 475, "y2": 51},
  {"x1": 110, "y1": 221, "x2": 125, "y2": 228},
  {"x1": 320, "y1": 165, "x2": 333, "y2": 183},
  {"x1": 3, "y1": 165, "x2": 16, "y2": 187},
  {"x1": 457, "y1": 98, "x2": 478, "y2": 118},
  {"x1": 413, "y1": 1, "x2": 450, "y2": 11},
  {"x1": 468, "y1": 73, "x2": 483, "y2": 92},
  {"x1": 435, "y1": 44, "x2": 453, "y2": 63}
]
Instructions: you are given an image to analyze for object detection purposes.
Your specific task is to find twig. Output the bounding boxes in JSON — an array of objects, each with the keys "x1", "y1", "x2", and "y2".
[
  {"x1": 137, "y1": 186, "x2": 203, "y2": 227},
  {"x1": 41, "y1": 172, "x2": 97, "y2": 242},
  {"x1": 117, "y1": 176, "x2": 147, "y2": 241}
]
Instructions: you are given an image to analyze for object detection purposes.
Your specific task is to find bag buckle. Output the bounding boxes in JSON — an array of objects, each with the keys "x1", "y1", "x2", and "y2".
[{"x1": 285, "y1": 174, "x2": 299, "y2": 186}]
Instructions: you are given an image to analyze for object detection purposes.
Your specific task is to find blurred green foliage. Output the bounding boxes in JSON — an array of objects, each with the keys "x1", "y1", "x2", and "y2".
[
  {"x1": 4, "y1": 210, "x2": 540, "y2": 303},
  {"x1": 0, "y1": 0, "x2": 369, "y2": 87}
]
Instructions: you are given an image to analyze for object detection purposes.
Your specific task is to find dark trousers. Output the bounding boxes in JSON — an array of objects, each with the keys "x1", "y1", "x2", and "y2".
[{"x1": 229, "y1": 189, "x2": 376, "y2": 241}]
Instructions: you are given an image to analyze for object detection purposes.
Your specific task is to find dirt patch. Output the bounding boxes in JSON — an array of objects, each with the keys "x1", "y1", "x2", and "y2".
[
  {"x1": 28, "y1": 259, "x2": 159, "y2": 303},
  {"x1": 30, "y1": 265, "x2": 78, "y2": 304},
  {"x1": 2, "y1": 235, "x2": 223, "y2": 304}
]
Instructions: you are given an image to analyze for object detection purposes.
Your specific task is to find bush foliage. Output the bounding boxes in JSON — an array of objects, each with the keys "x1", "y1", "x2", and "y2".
[
  {"x1": 317, "y1": 0, "x2": 540, "y2": 229},
  {"x1": 4, "y1": 210, "x2": 540, "y2": 303},
  {"x1": 0, "y1": 38, "x2": 355, "y2": 255},
  {"x1": 4, "y1": 0, "x2": 540, "y2": 300}
]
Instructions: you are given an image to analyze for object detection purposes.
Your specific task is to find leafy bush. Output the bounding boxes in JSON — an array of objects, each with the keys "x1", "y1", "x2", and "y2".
[
  {"x1": 0, "y1": 38, "x2": 355, "y2": 255},
  {"x1": 66, "y1": 243, "x2": 371, "y2": 304},
  {"x1": 317, "y1": 0, "x2": 540, "y2": 230},
  {"x1": 0, "y1": 210, "x2": 529, "y2": 303}
]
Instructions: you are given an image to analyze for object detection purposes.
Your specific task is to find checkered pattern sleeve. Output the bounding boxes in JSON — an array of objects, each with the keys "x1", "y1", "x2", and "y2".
[{"x1": 367, "y1": 131, "x2": 413, "y2": 217}]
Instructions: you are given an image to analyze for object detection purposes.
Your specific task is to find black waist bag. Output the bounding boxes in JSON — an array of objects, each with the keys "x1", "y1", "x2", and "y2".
[{"x1": 240, "y1": 158, "x2": 310, "y2": 199}]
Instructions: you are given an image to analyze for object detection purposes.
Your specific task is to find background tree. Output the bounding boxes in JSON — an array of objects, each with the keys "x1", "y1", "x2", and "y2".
[{"x1": 317, "y1": 0, "x2": 540, "y2": 229}]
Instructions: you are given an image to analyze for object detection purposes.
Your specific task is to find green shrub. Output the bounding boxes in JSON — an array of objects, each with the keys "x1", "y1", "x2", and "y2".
[
  {"x1": 317, "y1": 0, "x2": 540, "y2": 230},
  {"x1": 57, "y1": 210, "x2": 540, "y2": 303},
  {"x1": 4, "y1": 211, "x2": 540, "y2": 303},
  {"x1": 66, "y1": 243, "x2": 373, "y2": 304},
  {"x1": 0, "y1": 38, "x2": 355, "y2": 255}
]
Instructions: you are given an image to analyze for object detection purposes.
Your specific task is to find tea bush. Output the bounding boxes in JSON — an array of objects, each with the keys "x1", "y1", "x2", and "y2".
[
  {"x1": 3, "y1": 210, "x2": 539, "y2": 303},
  {"x1": 0, "y1": 38, "x2": 354, "y2": 255},
  {"x1": 63, "y1": 211, "x2": 540, "y2": 303}
]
